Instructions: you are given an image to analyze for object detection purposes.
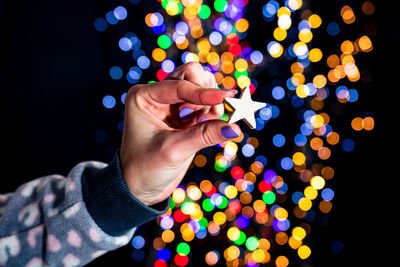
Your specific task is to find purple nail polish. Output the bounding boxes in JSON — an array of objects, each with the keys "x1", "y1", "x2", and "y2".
[
  {"x1": 221, "y1": 126, "x2": 239, "y2": 139},
  {"x1": 179, "y1": 107, "x2": 194, "y2": 118},
  {"x1": 199, "y1": 118, "x2": 208, "y2": 122}
]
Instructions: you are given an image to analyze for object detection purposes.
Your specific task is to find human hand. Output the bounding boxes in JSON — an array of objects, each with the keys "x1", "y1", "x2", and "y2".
[{"x1": 120, "y1": 62, "x2": 242, "y2": 206}]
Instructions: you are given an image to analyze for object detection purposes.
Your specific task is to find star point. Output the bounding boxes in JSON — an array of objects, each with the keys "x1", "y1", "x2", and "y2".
[{"x1": 223, "y1": 86, "x2": 266, "y2": 129}]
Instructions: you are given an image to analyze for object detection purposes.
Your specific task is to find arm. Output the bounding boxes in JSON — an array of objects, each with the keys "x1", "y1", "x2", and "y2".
[
  {"x1": 0, "y1": 151, "x2": 169, "y2": 266},
  {"x1": 0, "y1": 62, "x2": 241, "y2": 266}
]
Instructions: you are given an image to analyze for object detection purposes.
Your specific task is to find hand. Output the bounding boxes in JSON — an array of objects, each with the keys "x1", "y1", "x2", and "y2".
[{"x1": 120, "y1": 62, "x2": 242, "y2": 206}]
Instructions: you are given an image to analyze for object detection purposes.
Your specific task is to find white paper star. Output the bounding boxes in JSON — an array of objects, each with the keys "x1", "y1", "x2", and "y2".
[{"x1": 224, "y1": 86, "x2": 266, "y2": 129}]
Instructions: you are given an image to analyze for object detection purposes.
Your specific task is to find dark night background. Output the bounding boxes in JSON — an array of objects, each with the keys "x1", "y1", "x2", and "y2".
[{"x1": 0, "y1": 0, "x2": 387, "y2": 266}]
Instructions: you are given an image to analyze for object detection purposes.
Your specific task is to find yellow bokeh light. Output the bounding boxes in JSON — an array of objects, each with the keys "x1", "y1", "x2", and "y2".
[
  {"x1": 234, "y1": 58, "x2": 248, "y2": 72},
  {"x1": 161, "y1": 229, "x2": 175, "y2": 243},
  {"x1": 293, "y1": 152, "x2": 306, "y2": 165},
  {"x1": 172, "y1": 187, "x2": 186, "y2": 203},
  {"x1": 292, "y1": 226, "x2": 306, "y2": 241},
  {"x1": 309, "y1": 48, "x2": 323, "y2": 62},
  {"x1": 237, "y1": 75, "x2": 251, "y2": 89},
  {"x1": 226, "y1": 245, "x2": 240, "y2": 260},
  {"x1": 308, "y1": 14, "x2": 322, "y2": 28},
  {"x1": 298, "y1": 197, "x2": 312, "y2": 211},
  {"x1": 274, "y1": 27, "x2": 287, "y2": 41},
  {"x1": 197, "y1": 38, "x2": 211, "y2": 52},
  {"x1": 296, "y1": 84, "x2": 309, "y2": 98},
  {"x1": 298, "y1": 29, "x2": 313, "y2": 43},
  {"x1": 341, "y1": 40, "x2": 354, "y2": 54},
  {"x1": 358, "y1": 35, "x2": 373, "y2": 52},
  {"x1": 310, "y1": 114, "x2": 324, "y2": 128},
  {"x1": 166, "y1": 1, "x2": 180, "y2": 16},
  {"x1": 310, "y1": 176, "x2": 325, "y2": 190},
  {"x1": 227, "y1": 227, "x2": 240, "y2": 241},
  {"x1": 253, "y1": 199, "x2": 266, "y2": 213},
  {"x1": 313, "y1": 74, "x2": 327, "y2": 88},
  {"x1": 224, "y1": 185, "x2": 238, "y2": 199},
  {"x1": 182, "y1": 227, "x2": 195, "y2": 242},
  {"x1": 293, "y1": 42, "x2": 308, "y2": 57},
  {"x1": 298, "y1": 245, "x2": 311, "y2": 259},
  {"x1": 274, "y1": 207, "x2": 288, "y2": 221},
  {"x1": 207, "y1": 52, "x2": 220, "y2": 66},
  {"x1": 213, "y1": 211, "x2": 227, "y2": 225},
  {"x1": 288, "y1": 236, "x2": 302, "y2": 249},
  {"x1": 152, "y1": 48, "x2": 167, "y2": 62},
  {"x1": 268, "y1": 42, "x2": 284, "y2": 58},
  {"x1": 235, "y1": 18, "x2": 249, "y2": 33},
  {"x1": 277, "y1": 6, "x2": 291, "y2": 17},
  {"x1": 252, "y1": 249, "x2": 266, "y2": 263},
  {"x1": 304, "y1": 186, "x2": 318, "y2": 200},
  {"x1": 187, "y1": 185, "x2": 202, "y2": 201}
]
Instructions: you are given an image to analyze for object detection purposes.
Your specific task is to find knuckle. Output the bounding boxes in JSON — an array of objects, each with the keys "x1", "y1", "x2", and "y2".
[
  {"x1": 200, "y1": 123, "x2": 219, "y2": 147},
  {"x1": 125, "y1": 85, "x2": 141, "y2": 103},
  {"x1": 184, "y1": 61, "x2": 202, "y2": 71}
]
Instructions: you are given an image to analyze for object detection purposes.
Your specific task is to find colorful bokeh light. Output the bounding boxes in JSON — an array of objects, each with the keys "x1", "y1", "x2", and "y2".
[{"x1": 94, "y1": 0, "x2": 376, "y2": 265}]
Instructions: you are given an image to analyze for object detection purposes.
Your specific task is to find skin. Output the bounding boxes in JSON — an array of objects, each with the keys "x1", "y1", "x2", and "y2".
[{"x1": 120, "y1": 62, "x2": 242, "y2": 206}]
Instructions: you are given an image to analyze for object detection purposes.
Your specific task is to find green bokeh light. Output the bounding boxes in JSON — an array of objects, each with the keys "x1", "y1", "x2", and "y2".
[
  {"x1": 214, "y1": 0, "x2": 228, "y2": 13},
  {"x1": 262, "y1": 191, "x2": 276, "y2": 205},
  {"x1": 176, "y1": 242, "x2": 191, "y2": 255},
  {"x1": 202, "y1": 198, "x2": 214, "y2": 212},
  {"x1": 198, "y1": 4, "x2": 211, "y2": 19},
  {"x1": 157, "y1": 34, "x2": 171, "y2": 49},
  {"x1": 245, "y1": 236, "x2": 259, "y2": 251}
]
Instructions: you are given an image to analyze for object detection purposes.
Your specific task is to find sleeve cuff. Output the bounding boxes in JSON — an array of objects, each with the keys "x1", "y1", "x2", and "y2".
[{"x1": 81, "y1": 150, "x2": 170, "y2": 236}]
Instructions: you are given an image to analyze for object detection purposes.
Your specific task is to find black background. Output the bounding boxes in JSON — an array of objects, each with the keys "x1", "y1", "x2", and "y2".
[{"x1": 0, "y1": 0, "x2": 386, "y2": 266}]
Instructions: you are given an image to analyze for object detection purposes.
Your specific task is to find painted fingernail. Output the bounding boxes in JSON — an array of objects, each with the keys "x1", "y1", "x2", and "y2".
[
  {"x1": 199, "y1": 118, "x2": 208, "y2": 122},
  {"x1": 179, "y1": 107, "x2": 195, "y2": 118},
  {"x1": 221, "y1": 126, "x2": 240, "y2": 139}
]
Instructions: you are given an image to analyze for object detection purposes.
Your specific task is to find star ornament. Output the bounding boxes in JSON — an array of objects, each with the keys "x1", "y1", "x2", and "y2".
[{"x1": 223, "y1": 86, "x2": 266, "y2": 129}]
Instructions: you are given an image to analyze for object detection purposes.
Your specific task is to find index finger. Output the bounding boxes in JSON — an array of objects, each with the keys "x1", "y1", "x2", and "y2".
[{"x1": 144, "y1": 79, "x2": 237, "y2": 106}]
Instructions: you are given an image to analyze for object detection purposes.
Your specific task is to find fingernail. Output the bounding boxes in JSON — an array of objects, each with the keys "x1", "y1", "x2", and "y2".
[
  {"x1": 221, "y1": 126, "x2": 240, "y2": 139},
  {"x1": 179, "y1": 107, "x2": 195, "y2": 118},
  {"x1": 199, "y1": 118, "x2": 208, "y2": 122}
]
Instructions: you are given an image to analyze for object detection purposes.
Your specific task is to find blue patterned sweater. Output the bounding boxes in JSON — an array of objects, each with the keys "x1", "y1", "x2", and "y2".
[{"x1": 0, "y1": 151, "x2": 170, "y2": 266}]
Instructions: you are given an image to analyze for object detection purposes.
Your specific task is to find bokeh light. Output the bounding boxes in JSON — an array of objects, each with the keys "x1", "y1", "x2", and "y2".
[{"x1": 94, "y1": 0, "x2": 376, "y2": 265}]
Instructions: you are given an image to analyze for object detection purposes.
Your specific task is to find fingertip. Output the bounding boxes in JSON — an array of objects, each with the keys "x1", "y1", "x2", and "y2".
[{"x1": 220, "y1": 123, "x2": 241, "y2": 139}]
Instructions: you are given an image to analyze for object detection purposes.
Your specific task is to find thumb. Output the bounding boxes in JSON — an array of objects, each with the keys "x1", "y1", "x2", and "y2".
[{"x1": 172, "y1": 120, "x2": 242, "y2": 158}]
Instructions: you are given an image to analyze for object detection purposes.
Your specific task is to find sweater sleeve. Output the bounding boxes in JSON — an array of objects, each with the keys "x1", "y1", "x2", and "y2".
[{"x1": 0, "y1": 151, "x2": 170, "y2": 266}]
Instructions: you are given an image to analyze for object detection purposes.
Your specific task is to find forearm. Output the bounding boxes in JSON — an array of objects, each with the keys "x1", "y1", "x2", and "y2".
[{"x1": 0, "y1": 151, "x2": 169, "y2": 266}]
